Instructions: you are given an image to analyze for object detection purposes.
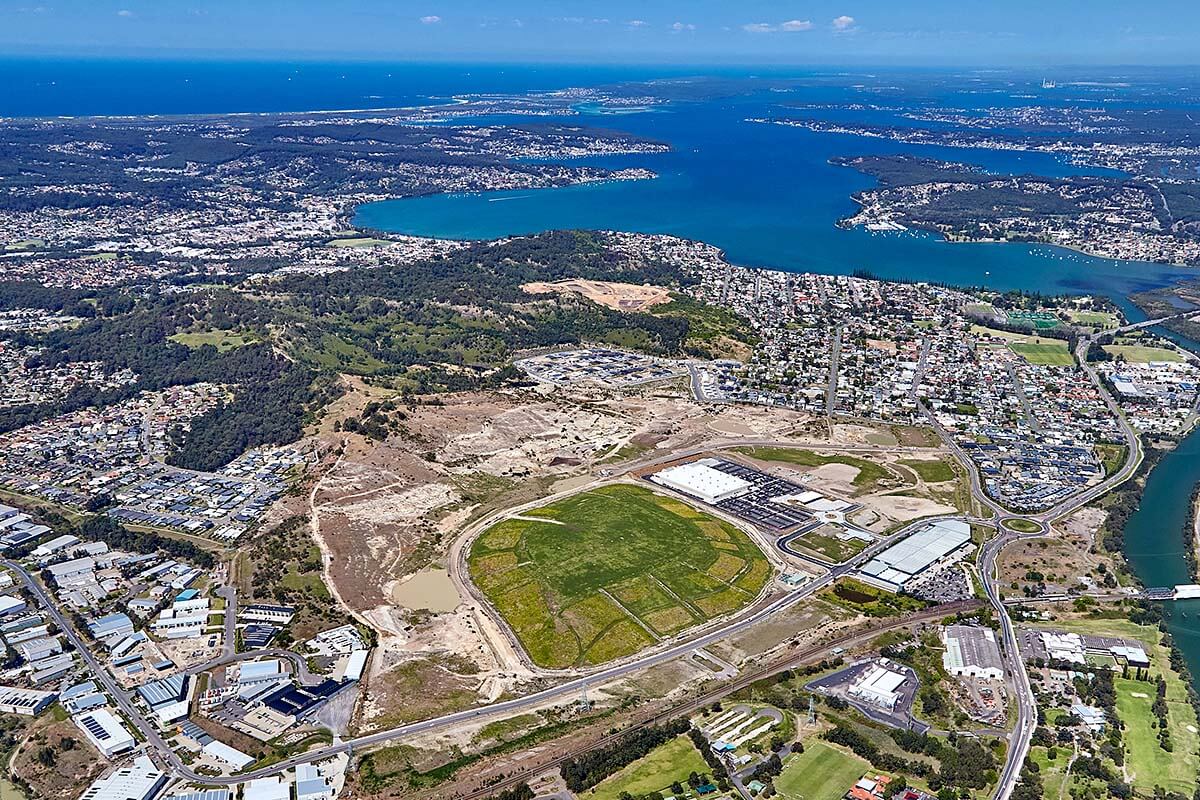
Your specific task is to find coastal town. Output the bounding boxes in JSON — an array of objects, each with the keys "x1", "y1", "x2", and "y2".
[{"x1": 1, "y1": 55, "x2": 1200, "y2": 800}]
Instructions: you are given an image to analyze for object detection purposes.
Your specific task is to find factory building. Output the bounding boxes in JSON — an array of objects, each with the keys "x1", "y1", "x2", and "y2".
[
  {"x1": 942, "y1": 625, "x2": 1004, "y2": 680},
  {"x1": 650, "y1": 459, "x2": 753, "y2": 504}
]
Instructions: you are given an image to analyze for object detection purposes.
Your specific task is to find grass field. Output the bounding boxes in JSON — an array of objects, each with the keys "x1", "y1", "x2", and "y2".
[
  {"x1": 1068, "y1": 310, "x2": 1120, "y2": 328},
  {"x1": 776, "y1": 742, "x2": 871, "y2": 800},
  {"x1": 326, "y1": 236, "x2": 393, "y2": 248},
  {"x1": 1115, "y1": 675, "x2": 1200, "y2": 795},
  {"x1": 1001, "y1": 518, "x2": 1041, "y2": 533},
  {"x1": 169, "y1": 329, "x2": 261, "y2": 352},
  {"x1": 1103, "y1": 344, "x2": 1183, "y2": 363},
  {"x1": 794, "y1": 532, "x2": 867, "y2": 563},
  {"x1": 590, "y1": 735, "x2": 710, "y2": 800},
  {"x1": 735, "y1": 447, "x2": 892, "y2": 493},
  {"x1": 468, "y1": 485, "x2": 772, "y2": 668},
  {"x1": 1008, "y1": 340, "x2": 1074, "y2": 365},
  {"x1": 898, "y1": 458, "x2": 956, "y2": 483}
]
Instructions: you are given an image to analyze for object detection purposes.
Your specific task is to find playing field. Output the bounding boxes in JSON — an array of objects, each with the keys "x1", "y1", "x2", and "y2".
[
  {"x1": 590, "y1": 735, "x2": 710, "y2": 800},
  {"x1": 776, "y1": 742, "x2": 870, "y2": 800},
  {"x1": 468, "y1": 485, "x2": 772, "y2": 668},
  {"x1": 1008, "y1": 340, "x2": 1074, "y2": 365},
  {"x1": 1103, "y1": 344, "x2": 1183, "y2": 363}
]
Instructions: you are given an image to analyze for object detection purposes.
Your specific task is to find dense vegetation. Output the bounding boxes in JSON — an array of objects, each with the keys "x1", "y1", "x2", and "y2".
[{"x1": 559, "y1": 719, "x2": 691, "y2": 793}]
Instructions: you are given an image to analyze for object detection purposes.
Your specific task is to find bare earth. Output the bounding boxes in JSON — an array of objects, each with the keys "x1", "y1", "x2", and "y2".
[{"x1": 521, "y1": 279, "x2": 673, "y2": 311}]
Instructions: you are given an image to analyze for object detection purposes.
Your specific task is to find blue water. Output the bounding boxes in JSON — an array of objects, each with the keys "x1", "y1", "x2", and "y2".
[
  {"x1": 9, "y1": 56, "x2": 1200, "y2": 686},
  {"x1": 356, "y1": 95, "x2": 1195, "y2": 313}
]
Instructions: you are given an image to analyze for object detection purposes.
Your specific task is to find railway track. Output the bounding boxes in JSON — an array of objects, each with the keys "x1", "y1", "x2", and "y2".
[{"x1": 453, "y1": 599, "x2": 982, "y2": 800}]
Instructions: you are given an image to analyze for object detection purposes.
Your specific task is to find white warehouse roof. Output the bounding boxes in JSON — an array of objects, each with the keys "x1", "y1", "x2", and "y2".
[{"x1": 650, "y1": 460, "x2": 752, "y2": 504}]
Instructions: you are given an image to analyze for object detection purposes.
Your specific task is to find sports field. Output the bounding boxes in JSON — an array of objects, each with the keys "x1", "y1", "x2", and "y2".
[
  {"x1": 1103, "y1": 344, "x2": 1183, "y2": 363},
  {"x1": 1008, "y1": 340, "x2": 1074, "y2": 365},
  {"x1": 468, "y1": 485, "x2": 772, "y2": 668},
  {"x1": 776, "y1": 742, "x2": 870, "y2": 800},
  {"x1": 590, "y1": 735, "x2": 710, "y2": 800}
]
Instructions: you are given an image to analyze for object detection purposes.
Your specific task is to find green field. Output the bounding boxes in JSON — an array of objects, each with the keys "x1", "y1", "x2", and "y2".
[
  {"x1": 1115, "y1": 676, "x2": 1200, "y2": 794},
  {"x1": 898, "y1": 458, "x2": 955, "y2": 483},
  {"x1": 776, "y1": 742, "x2": 871, "y2": 800},
  {"x1": 326, "y1": 236, "x2": 394, "y2": 248},
  {"x1": 793, "y1": 531, "x2": 868, "y2": 564},
  {"x1": 1001, "y1": 518, "x2": 1041, "y2": 533},
  {"x1": 169, "y1": 329, "x2": 262, "y2": 352},
  {"x1": 589, "y1": 735, "x2": 711, "y2": 800},
  {"x1": 1008, "y1": 340, "x2": 1074, "y2": 365},
  {"x1": 734, "y1": 447, "x2": 892, "y2": 493},
  {"x1": 1068, "y1": 310, "x2": 1120, "y2": 329},
  {"x1": 1103, "y1": 344, "x2": 1183, "y2": 363},
  {"x1": 468, "y1": 485, "x2": 772, "y2": 668}
]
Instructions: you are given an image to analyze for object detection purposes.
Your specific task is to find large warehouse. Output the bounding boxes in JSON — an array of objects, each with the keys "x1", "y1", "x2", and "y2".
[
  {"x1": 848, "y1": 662, "x2": 907, "y2": 711},
  {"x1": 942, "y1": 625, "x2": 1004, "y2": 680},
  {"x1": 858, "y1": 519, "x2": 972, "y2": 592},
  {"x1": 650, "y1": 459, "x2": 753, "y2": 504}
]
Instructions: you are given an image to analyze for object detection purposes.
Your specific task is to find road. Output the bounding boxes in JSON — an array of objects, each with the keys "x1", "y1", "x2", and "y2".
[{"x1": 24, "y1": 326, "x2": 1151, "y2": 795}]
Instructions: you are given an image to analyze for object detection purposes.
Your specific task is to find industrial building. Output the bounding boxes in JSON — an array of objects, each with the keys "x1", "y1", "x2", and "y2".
[
  {"x1": 0, "y1": 686, "x2": 56, "y2": 715},
  {"x1": 942, "y1": 625, "x2": 1005, "y2": 680},
  {"x1": 650, "y1": 459, "x2": 753, "y2": 504},
  {"x1": 848, "y1": 661, "x2": 908, "y2": 711},
  {"x1": 74, "y1": 708, "x2": 136, "y2": 758},
  {"x1": 78, "y1": 756, "x2": 167, "y2": 800},
  {"x1": 857, "y1": 519, "x2": 972, "y2": 592}
]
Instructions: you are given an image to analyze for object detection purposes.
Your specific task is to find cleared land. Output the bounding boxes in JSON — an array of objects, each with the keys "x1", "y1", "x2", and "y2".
[
  {"x1": 898, "y1": 458, "x2": 955, "y2": 483},
  {"x1": 326, "y1": 236, "x2": 393, "y2": 248},
  {"x1": 590, "y1": 735, "x2": 710, "y2": 800},
  {"x1": 169, "y1": 329, "x2": 261, "y2": 351},
  {"x1": 468, "y1": 485, "x2": 772, "y2": 668},
  {"x1": 735, "y1": 447, "x2": 891, "y2": 492},
  {"x1": 776, "y1": 741, "x2": 870, "y2": 800},
  {"x1": 522, "y1": 278, "x2": 673, "y2": 312}
]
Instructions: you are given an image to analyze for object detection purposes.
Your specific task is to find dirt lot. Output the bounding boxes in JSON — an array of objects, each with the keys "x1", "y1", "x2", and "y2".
[
  {"x1": 10, "y1": 715, "x2": 104, "y2": 799},
  {"x1": 522, "y1": 279, "x2": 673, "y2": 312},
  {"x1": 998, "y1": 506, "x2": 1119, "y2": 594}
]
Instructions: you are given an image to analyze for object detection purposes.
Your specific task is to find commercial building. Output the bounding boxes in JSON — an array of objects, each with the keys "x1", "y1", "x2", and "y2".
[
  {"x1": 848, "y1": 662, "x2": 907, "y2": 712},
  {"x1": 203, "y1": 739, "x2": 255, "y2": 770},
  {"x1": 296, "y1": 763, "x2": 335, "y2": 800},
  {"x1": 0, "y1": 594, "x2": 26, "y2": 617},
  {"x1": 649, "y1": 459, "x2": 753, "y2": 504},
  {"x1": 78, "y1": 756, "x2": 168, "y2": 800},
  {"x1": 942, "y1": 625, "x2": 1004, "y2": 681},
  {"x1": 239, "y1": 604, "x2": 295, "y2": 625},
  {"x1": 243, "y1": 776, "x2": 292, "y2": 800},
  {"x1": 0, "y1": 686, "x2": 56, "y2": 715},
  {"x1": 74, "y1": 708, "x2": 136, "y2": 758},
  {"x1": 858, "y1": 519, "x2": 972, "y2": 592}
]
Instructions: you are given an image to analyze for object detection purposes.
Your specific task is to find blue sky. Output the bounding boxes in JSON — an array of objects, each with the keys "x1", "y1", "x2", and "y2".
[{"x1": 2, "y1": 1, "x2": 1198, "y2": 65}]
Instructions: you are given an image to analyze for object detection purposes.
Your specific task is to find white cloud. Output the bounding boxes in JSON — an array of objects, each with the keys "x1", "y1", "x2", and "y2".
[
  {"x1": 832, "y1": 15, "x2": 856, "y2": 30},
  {"x1": 671, "y1": 21, "x2": 695, "y2": 32},
  {"x1": 419, "y1": 15, "x2": 441, "y2": 24},
  {"x1": 627, "y1": 19, "x2": 647, "y2": 27},
  {"x1": 743, "y1": 20, "x2": 813, "y2": 33},
  {"x1": 116, "y1": 9, "x2": 134, "y2": 17}
]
